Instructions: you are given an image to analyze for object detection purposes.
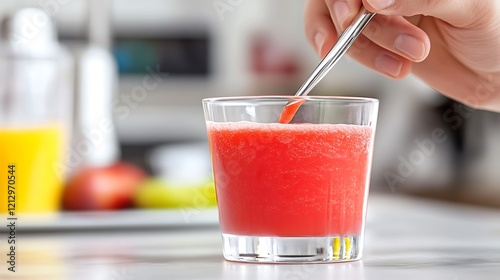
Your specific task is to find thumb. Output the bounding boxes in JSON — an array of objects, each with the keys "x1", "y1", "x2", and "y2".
[{"x1": 362, "y1": 0, "x2": 486, "y2": 27}]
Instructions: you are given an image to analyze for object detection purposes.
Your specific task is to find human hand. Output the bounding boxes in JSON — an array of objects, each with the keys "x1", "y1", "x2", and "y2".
[{"x1": 304, "y1": 0, "x2": 500, "y2": 111}]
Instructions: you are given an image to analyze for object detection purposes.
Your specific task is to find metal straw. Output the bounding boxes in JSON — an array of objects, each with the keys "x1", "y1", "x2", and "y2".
[{"x1": 295, "y1": 8, "x2": 375, "y2": 97}]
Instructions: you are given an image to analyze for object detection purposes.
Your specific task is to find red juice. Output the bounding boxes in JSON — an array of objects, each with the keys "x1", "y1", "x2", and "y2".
[
  {"x1": 207, "y1": 121, "x2": 373, "y2": 237},
  {"x1": 278, "y1": 99, "x2": 306, "y2": 124}
]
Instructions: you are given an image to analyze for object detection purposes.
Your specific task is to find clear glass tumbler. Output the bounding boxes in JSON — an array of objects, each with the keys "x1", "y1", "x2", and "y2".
[
  {"x1": 203, "y1": 96, "x2": 378, "y2": 263},
  {"x1": 0, "y1": 9, "x2": 73, "y2": 214}
]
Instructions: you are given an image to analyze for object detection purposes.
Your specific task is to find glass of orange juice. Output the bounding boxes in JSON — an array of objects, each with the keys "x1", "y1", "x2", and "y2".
[{"x1": 0, "y1": 10, "x2": 73, "y2": 214}]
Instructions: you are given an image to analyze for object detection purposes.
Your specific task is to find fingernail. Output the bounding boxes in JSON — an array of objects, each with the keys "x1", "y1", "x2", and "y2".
[
  {"x1": 376, "y1": 53, "x2": 403, "y2": 77},
  {"x1": 333, "y1": 1, "x2": 350, "y2": 29},
  {"x1": 395, "y1": 34, "x2": 426, "y2": 61},
  {"x1": 314, "y1": 32, "x2": 325, "y2": 55},
  {"x1": 368, "y1": 0, "x2": 395, "y2": 10}
]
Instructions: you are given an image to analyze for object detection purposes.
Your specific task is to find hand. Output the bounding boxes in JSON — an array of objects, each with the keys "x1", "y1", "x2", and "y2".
[{"x1": 304, "y1": 0, "x2": 500, "y2": 112}]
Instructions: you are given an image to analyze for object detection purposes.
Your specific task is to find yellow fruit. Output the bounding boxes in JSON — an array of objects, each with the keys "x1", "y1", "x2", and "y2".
[{"x1": 133, "y1": 178, "x2": 217, "y2": 209}]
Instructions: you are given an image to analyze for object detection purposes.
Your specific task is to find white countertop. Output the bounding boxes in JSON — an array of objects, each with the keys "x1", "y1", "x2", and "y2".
[{"x1": 2, "y1": 194, "x2": 500, "y2": 280}]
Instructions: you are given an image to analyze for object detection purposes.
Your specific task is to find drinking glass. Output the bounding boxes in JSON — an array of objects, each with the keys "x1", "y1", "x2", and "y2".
[{"x1": 203, "y1": 96, "x2": 378, "y2": 263}]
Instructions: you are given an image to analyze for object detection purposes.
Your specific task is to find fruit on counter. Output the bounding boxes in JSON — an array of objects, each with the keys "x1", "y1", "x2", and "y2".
[
  {"x1": 63, "y1": 161, "x2": 147, "y2": 211},
  {"x1": 133, "y1": 179, "x2": 217, "y2": 209}
]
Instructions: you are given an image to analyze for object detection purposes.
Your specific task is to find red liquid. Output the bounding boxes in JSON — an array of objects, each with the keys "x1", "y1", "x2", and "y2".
[
  {"x1": 278, "y1": 99, "x2": 306, "y2": 124},
  {"x1": 207, "y1": 122, "x2": 373, "y2": 237}
]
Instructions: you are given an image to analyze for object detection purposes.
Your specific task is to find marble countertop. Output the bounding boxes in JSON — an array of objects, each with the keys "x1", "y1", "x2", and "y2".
[{"x1": 2, "y1": 194, "x2": 500, "y2": 280}]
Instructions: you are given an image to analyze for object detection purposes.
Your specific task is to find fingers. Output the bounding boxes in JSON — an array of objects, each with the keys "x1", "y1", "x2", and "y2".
[
  {"x1": 304, "y1": 0, "x2": 339, "y2": 57},
  {"x1": 346, "y1": 15, "x2": 429, "y2": 78},
  {"x1": 304, "y1": 0, "x2": 430, "y2": 79},
  {"x1": 324, "y1": 0, "x2": 362, "y2": 31},
  {"x1": 348, "y1": 33, "x2": 413, "y2": 79},
  {"x1": 363, "y1": 15, "x2": 430, "y2": 62},
  {"x1": 362, "y1": 0, "x2": 489, "y2": 27}
]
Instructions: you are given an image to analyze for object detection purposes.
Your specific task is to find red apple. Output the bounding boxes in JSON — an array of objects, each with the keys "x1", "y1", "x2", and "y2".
[{"x1": 63, "y1": 161, "x2": 147, "y2": 211}]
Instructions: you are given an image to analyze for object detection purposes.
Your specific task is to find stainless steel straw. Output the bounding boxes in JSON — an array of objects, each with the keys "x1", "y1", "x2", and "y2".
[{"x1": 295, "y1": 8, "x2": 375, "y2": 96}]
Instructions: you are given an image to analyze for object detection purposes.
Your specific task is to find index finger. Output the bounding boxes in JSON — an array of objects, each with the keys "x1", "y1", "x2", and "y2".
[
  {"x1": 304, "y1": 0, "x2": 340, "y2": 57},
  {"x1": 325, "y1": 0, "x2": 363, "y2": 31}
]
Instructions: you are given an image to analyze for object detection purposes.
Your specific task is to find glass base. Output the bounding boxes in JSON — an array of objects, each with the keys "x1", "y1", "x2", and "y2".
[{"x1": 222, "y1": 234, "x2": 362, "y2": 263}]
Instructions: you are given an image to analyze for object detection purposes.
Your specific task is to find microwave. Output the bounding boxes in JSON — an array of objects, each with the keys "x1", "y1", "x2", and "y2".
[{"x1": 53, "y1": 0, "x2": 257, "y2": 143}]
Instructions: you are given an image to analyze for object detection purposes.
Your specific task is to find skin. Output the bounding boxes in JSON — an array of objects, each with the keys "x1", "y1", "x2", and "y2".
[{"x1": 304, "y1": 0, "x2": 500, "y2": 112}]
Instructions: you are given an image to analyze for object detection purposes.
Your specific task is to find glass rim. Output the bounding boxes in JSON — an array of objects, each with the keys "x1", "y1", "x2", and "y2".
[{"x1": 202, "y1": 95, "x2": 379, "y2": 105}]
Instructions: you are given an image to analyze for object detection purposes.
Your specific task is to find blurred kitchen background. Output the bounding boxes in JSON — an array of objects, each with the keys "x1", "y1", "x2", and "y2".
[{"x1": 0, "y1": 0, "x2": 499, "y2": 212}]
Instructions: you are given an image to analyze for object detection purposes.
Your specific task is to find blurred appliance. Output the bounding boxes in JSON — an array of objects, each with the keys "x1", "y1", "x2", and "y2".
[
  {"x1": 54, "y1": 0, "x2": 221, "y2": 144},
  {"x1": 72, "y1": 45, "x2": 119, "y2": 170},
  {"x1": 53, "y1": 0, "x2": 286, "y2": 143},
  {"x1": 462, "y1": 111, "x2": 500, "y2": 194},
  {"x1": 108, "y1": 0, "x2": 234, "y2": 143},
  {"x1": 69, "y1": 0, "x2": 119, "y2": 172}
]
